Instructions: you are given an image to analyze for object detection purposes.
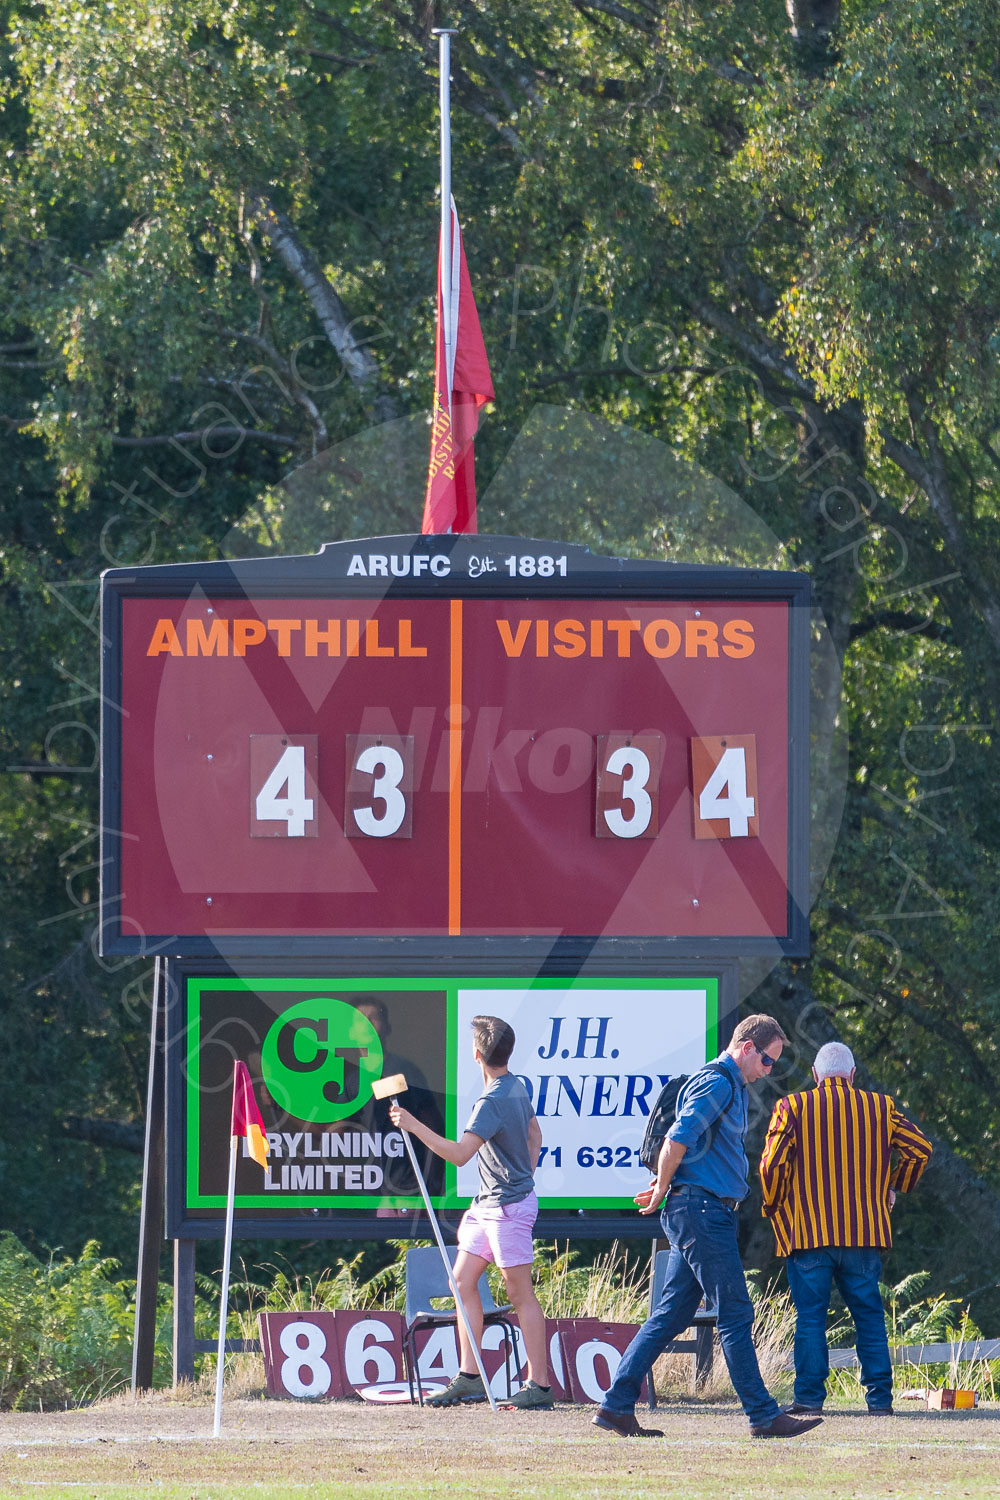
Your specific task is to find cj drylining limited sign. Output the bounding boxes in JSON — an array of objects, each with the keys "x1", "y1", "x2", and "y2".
[{"x1": 181, "y1": 977, "x2": 717, "y2": 1212}]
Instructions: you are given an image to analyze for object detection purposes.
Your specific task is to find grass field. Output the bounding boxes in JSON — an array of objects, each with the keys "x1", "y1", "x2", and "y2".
[{"x1": 1, "y1": 1393, "x2": 998, "y2": 1500}]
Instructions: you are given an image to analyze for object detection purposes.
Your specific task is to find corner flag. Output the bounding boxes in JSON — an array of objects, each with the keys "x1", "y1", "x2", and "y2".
[{"x1": 231, "y1": 1061, "x2": 269, "y2": 1168}]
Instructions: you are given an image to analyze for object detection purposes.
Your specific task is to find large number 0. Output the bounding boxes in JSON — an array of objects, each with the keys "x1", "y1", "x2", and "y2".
[
  {"x1": 352, "y1": 745, "x2": 406, "y2": 837},
  {"x1": 572, "y1": 1341, "x2": 623, "y2": 1403},
  {"x1": 698, "y1": 746, "x2": 755, "y2": 837},
  {"x1": 255, "y1": 744, "x2": 315, "y2": 837},
  {"x1": 278, "y1": 1320, "x2": 333, "y2": 1397},
  {"x1": 603, "y1": 745, "x2": 653, "y2": 838}
]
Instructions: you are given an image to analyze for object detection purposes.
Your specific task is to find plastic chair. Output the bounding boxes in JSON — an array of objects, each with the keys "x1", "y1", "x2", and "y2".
[
  {"x1": 403, "y1": 1246, "x2": 517, "y2": 1404},
  {"x1": 646, "y1": 1248, "x2": 718, "y2": 1408}
]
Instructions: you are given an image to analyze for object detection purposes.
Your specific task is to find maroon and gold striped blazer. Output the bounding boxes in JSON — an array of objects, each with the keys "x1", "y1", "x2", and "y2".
[{"x1": 759, "y1": 1078, "x2": 932, "y2": 1256}]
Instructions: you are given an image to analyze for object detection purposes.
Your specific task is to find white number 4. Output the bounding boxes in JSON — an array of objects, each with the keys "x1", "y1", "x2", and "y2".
[
  {"x1": 698, "y1": 746, "x2": 755, "y2": 837},
  {"x1": 255, "y1": 744, "x2": 316, "y2": 837}
]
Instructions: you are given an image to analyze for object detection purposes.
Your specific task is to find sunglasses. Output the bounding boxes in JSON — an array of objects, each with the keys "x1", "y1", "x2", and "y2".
[{"x1": 756, "y1": 1046, "x2": 778, "y2": 1069}]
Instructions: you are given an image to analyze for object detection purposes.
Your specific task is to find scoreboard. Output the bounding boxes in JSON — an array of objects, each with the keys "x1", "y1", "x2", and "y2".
[{"x1": 100, "y1": 533, "x2": 810, "y2": 961}]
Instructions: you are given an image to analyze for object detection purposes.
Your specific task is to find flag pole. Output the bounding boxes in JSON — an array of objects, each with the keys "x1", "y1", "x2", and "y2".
[
  {"x1": 213, "y1": 1075, "x2": 239, "y2": 1438},
  {"x1": 433, "y1": 27, "x2": 457, "y2": 419}
]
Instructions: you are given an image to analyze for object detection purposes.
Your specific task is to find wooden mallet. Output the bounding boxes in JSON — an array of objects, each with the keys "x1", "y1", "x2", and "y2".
[{"x1": 370, "y1": 1072, "x2": 498, "y2": 1411}]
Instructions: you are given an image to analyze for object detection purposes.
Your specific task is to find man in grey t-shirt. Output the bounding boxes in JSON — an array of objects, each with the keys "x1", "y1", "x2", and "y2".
[{"x1": 390, "y1": 1014, "x2": 551, "y2": 1410}]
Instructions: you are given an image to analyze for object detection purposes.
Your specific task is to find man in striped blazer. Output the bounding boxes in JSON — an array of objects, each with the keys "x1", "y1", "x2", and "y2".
[{"x1": 759, "y1": 1041, "x2": 932, "y2": 1416}]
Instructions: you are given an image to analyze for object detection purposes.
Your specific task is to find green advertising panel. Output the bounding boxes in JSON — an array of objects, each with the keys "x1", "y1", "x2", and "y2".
[{"x1": 172, "y1": 972, "x2": 720, "y2": 1231}]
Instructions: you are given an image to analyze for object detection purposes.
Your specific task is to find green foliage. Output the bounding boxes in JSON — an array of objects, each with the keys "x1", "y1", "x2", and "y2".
[{"x1": 0, "y1": 1232, "x2": 167, "y2": 1408}]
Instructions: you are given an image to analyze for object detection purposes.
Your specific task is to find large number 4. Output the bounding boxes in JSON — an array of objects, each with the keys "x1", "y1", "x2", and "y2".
[
  {"x1": 249, "y1": 736, "x2": 318, "y2": 838},
  {"x1": 691, "y1": 735, "x2": 759, "y2": 840}
]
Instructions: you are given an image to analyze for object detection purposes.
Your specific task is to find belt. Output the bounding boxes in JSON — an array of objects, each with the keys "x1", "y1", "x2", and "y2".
[{"x1": 668, "y1": 1185, "x2": 742, "y2": 1213}]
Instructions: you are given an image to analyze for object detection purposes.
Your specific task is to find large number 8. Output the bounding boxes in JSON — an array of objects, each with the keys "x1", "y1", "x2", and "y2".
[
  {"x1": 352, "y1": 745, "x2": 406, "y2": 837},
  {"x1": 603, "y1": 745, "x2": 653, "y2": 838}
]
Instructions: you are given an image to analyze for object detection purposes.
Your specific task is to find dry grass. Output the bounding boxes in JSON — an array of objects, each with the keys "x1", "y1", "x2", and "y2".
[{"x1": 1, "y1": 1395, "x2": 999, "y2": 1500}]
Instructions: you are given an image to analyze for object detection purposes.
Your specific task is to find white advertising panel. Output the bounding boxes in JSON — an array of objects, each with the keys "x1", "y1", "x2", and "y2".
[{"x1": 455, "y1": 980, "x2": 716, "y2": 1207}]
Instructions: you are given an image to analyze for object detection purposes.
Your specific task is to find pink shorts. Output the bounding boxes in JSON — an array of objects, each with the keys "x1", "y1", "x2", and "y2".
[{"x1": 457, "y1": 1192, "x2": 538, "y2": 1269}]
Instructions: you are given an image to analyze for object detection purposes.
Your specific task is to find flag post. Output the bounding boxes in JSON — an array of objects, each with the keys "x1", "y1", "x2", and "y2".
[
  {"x1": 422, "y1": 29, "x2": 493, "y2": 535},
  {"x1": 214, "y1": 1061, "x2": 269, "y2": 1437},
  {"x1": 213, "y1": 1113, "x2": 239, "y2": 1437},
  {"x1": 433, "y1": 27, "x2": 457, "y2": 412}
]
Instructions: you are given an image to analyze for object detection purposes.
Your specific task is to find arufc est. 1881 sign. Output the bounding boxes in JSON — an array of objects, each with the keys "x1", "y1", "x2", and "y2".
[{"x1": 100, "y1": 534, "x2": 810, "y2": 962}]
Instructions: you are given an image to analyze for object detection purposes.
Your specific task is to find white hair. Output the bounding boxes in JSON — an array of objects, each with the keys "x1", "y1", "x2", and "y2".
[{"x1": 814, "y1": 1041, "x2": 855, "y2": 1078}]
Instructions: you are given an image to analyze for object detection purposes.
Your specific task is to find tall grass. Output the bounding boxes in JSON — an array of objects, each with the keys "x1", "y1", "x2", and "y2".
[
  {"x1": 825, "y1": 1273, "x2": 1000, "y2": 1404},
  {"x1": 6, "y1": 1229, "x2": 996, "y2": 1409}
]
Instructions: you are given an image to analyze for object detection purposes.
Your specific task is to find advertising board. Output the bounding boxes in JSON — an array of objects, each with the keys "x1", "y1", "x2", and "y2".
[{"x1": 166, "y1": 967, "x2": 732, "y2": 1239}]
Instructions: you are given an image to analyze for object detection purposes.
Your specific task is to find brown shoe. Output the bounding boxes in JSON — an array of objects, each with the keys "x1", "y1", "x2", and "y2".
[
  {"x1": 786, "y1": 1403, "x2": 824, "y2": 1414},
  {"x1": 751, "y1": 1412, "x2": 823, "y2": 1439},
  {"x1": 592, "y1": 1409, "x2": 664, "y2": 1438}
]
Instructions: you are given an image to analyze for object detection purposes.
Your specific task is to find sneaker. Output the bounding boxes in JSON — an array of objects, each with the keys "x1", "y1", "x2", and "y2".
[
  {"x1": 592, "y1": 1408, "x2": 664, "y2": 1438},
  {"x1": 502, "y1": 1381, "x2": 554, "y2": 1411},
  {"x1": 751, "y1": 1412, "x2": 823, "y2": 1439},
  {"x1": 428, "y1": 1371, "x2": 486, "y2": 1406}
]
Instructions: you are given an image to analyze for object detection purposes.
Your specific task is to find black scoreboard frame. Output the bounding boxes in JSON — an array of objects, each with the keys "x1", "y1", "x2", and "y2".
[{"x1": 100, "y1": 533, "x2": 811, "y2": 964}]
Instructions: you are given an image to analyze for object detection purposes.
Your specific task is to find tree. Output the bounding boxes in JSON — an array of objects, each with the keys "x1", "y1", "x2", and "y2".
[{"x1": 2, "y1": 0, "x2": 998, "y2": 1316}]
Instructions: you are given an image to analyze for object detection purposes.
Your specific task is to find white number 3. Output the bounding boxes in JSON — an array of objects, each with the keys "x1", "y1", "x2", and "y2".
[{"x1": 352, "y1": 745, "x2": 407, "y2": 837}]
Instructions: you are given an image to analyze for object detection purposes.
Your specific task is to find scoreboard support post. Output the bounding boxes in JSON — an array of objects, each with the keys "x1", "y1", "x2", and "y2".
[
  {"x1": 131, "y1": 956, "x2": 167, "y2": 1394},
  {"x1": 173, "y1": 1236, "x2": 196, "y2": 1385}
]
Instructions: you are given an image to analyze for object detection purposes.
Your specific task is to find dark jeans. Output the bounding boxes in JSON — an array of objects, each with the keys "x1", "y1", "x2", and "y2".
[
  {"x1": 601, "y1": 1186, "x2": 780, "y2": 1428},
  {"x1": 785, "y1": 1246, "x2": 892, "y2": 1411}
]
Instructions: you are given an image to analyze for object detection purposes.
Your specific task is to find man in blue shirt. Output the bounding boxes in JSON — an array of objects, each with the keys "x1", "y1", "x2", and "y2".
[{"x1": 594, "y1": 1014, "x2": 823, "y2": 1441}]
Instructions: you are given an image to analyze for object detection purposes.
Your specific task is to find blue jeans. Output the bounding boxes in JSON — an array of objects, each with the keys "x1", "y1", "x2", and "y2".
[
  {"x1": 785, "y1": 1247, "x2": 892, "y2": 1410},
  {"x1": 601, "y1": 1187, "x2": 780, "y2": 1428}
]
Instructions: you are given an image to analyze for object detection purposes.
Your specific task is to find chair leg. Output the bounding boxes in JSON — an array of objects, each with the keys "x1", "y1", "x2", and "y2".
[
  {"x1": 694, "y1": 1324, "x2": 714, "y2": 1393},
  {"x1": 403, "y1": 1328, "x2": 423, "y2": 1406},
  {"x1": 502, "y1": 1319, "x2": 515, "y2": 1399}
]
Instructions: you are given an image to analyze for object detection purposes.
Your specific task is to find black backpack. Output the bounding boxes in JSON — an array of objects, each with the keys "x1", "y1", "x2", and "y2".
[{"x1": 638, "y1": 1063, "x2": 737, "y2": 1171}]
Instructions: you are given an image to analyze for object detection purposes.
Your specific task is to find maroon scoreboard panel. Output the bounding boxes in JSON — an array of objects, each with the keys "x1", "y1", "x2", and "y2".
[{"x1": 99, "y1": 535, "x2": 810, "y2": 960}]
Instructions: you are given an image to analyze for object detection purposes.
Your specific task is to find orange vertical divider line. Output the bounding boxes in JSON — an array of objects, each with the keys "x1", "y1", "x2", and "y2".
[{"x1": 448, "y1": 598, "x2": 463, "y2": 935}]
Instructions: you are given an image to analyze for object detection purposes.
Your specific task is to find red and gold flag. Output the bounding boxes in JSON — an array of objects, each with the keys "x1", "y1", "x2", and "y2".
[
  {"x1": 230, "y1": 1060, "x2": 269, "y2": 1169},
  {"x1": 421, "y1": 199, "x2": 494, "y2": 535}
]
